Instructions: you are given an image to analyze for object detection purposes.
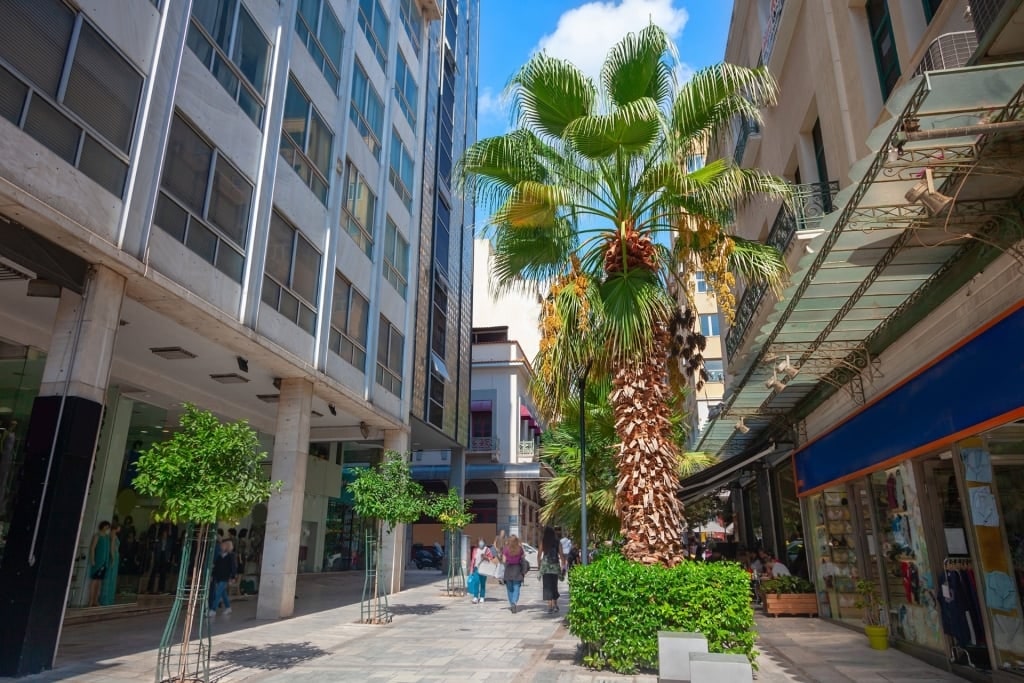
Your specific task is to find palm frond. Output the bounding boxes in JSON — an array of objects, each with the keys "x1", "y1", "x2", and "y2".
[
  {"x1": 456, "y1": 130, "x2": 552, "y2": 211},
  {"x1": 678, "y1": 451, "x2": 717, "y2": 477},
  {"x1": 507, "y1": 52, "x2": 596, "y2": 139},
  {"x1": 563, "y1": 97, "x2": 662, "y2": 159},
  {"x1": 598, "y1": 269, "x2": 674, "y2": 358},
  {"x1": 728, "y1": 236, "x2": 789, "y2": 296},
  {"x1": 489, "y1": 219, "x2": 576, "y2": 293},
  {"x1": 671, "y1": 63, "x2": 777, "y2": 152},
  {"x1": 601, "y1": 24, "x2": 675, "y2": 109}
]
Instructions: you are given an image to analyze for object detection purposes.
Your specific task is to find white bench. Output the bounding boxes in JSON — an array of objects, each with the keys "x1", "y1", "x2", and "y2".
[
  {"x1": 689, "y1": 652, "x2": 753, "y2": 682},
  {"x1": 657, "y1": 631, "x2": 708, "y2": 682}
]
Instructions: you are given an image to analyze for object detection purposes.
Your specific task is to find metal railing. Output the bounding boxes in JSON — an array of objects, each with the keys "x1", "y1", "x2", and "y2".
[
  {"x1": 733, "y1": 119, "x2": 760, "y2": 166},
  {"x1": 724, "y1": 181, "x2": 839, "y2": 360},
  {"x1": 518, "y1": 441, "x2": 536, "y2": 460},
  {"x1": 468, "y1": 436, "x2": 498, "y2": 452},
  {"x1": 913, "y1": 31, "x2": 979, "y2": 76},
  {"x1": 761, "y1": 0, "x2": 786, "y2": 66},
  {"x1": 970, "y1": 0, "x2": 1013, "y2": 46}
]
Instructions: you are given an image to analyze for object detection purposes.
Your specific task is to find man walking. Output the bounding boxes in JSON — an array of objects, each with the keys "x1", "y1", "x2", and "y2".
[{"x1": 559, "y1": 532, "x2": 573, "y2": 579}]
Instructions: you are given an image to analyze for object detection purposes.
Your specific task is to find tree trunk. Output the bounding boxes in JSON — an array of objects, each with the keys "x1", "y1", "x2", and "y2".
[{"x1": 610, "y1": 324, "x2": 685, "y2": 566}]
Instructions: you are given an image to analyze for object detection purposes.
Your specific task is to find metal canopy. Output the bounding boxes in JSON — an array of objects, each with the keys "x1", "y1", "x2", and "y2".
[{"x1": 696, "y1": 62, "x2": 1024, "y2": 460}]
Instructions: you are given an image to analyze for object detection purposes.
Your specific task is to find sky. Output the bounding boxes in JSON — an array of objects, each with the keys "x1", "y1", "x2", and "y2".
[{"x1": 475, "y1": 0, "x2": 735, "y2": 140}]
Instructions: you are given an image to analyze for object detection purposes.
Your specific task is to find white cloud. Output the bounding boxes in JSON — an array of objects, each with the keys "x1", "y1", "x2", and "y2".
[
  {"x1": 477, "y1": 86, "x2": 507, "y2": 124},
  {"x1": 535, "y1": 0, "x2": 690, "y2": 80}
]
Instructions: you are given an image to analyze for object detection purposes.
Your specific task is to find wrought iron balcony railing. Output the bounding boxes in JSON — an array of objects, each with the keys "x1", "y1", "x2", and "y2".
[
  {"x1": 468, "y1": 436, "x2": 498, "y2": 452},
  {"x1": 913, "y1": 31, "x2": 978, "y2": 76},
  {"x1": 970, "y1": 0, "x2": 1013, "y2": 48},
  {"x1": 724, "y1": 181, "x2": 839, "y2": 360},
  {"x1": 733, "y1": 119, "x2": 760, "y2": 166},
  {"x1": 518, "y1": 441, "x2": 537, "y2": 460},
  {"x1": 761, "y1": 0, "x2": 786, "y2": 66}
]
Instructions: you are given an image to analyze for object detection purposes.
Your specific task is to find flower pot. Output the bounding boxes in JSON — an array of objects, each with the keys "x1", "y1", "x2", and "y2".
[
  {"x1": 763, "y1": 593, "x2": 818, "y2": 617},
  {"x1": 864, "y1": 625, "x2": 888, "y2": 650}
]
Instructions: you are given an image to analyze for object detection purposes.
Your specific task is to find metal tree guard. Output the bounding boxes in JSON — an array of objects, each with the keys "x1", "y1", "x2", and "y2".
[
  {"x1": 155, "y1": 523, "x2": 217, "y2": 683},
  {"x1": 360, "y1": 527, "x2": 391, "y2": 624},
  {"x1": 444, "y1": 529, "x2": 466, "y2": 597}
]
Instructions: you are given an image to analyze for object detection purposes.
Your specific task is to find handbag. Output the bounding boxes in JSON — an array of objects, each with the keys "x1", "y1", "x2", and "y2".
[
  {"x1": 467, "y1": 571, "x2": 480, "y2": 595},
  {"x1": 477, "y1": 559, "x2": 500, "y2": 578},
  {"x1": 494, "y1": 562, "x2": 506, "y2": 581}
]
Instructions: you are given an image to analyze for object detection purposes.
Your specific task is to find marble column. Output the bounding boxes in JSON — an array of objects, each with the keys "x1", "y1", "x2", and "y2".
[
  {"x1": 256, "y1": 378, "x2": 313, "y2": 619},
  {"x1": 0, "y1": 265, "x2": 126, "y2": 676},
  {"x1": 378, "y1": 429, "x2": 409, "y2": 595}
]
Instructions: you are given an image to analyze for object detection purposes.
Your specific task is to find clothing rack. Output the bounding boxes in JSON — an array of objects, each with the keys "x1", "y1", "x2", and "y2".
[{"x1": 942, "y1": 556, "x2": 981, "y2": 670}]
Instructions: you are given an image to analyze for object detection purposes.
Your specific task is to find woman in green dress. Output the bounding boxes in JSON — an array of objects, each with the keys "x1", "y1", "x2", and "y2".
[
  {"x1": 88, "y1": 521, "x2": 111, "y2": 607},
  {"x1": 100, "y1": 523, "x2": 121, "y2": 606}
]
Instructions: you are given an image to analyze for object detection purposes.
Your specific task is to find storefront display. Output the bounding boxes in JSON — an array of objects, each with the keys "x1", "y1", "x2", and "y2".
[{"x1": 810, "y1": 488, "x2": 860, "y2": 623}]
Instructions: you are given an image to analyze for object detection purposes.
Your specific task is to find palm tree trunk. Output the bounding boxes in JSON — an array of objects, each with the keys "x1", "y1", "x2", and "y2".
[{"x1": 610, "y1": 324, "x2": 685, "y2": 566}]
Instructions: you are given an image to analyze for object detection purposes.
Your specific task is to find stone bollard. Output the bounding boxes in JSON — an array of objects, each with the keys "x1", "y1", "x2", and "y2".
[
  {"x1": 688, "y1": 652, "x2": 753, "y2": 682},
  {"x1": 657, "y1": 631, "x2": 708, "y2": 682}
]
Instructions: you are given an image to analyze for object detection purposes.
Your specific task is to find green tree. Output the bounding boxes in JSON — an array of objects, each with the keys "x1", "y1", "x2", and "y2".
[
  {"x1": 348, "y1": 451, "x2": 425, "y2": 622},
  {"x1": 425, "y1": 488, "x2": 475, "y2": 595},
  {"x1": 133, "y1": 403, "x2": 274, "y2": 683},
  {"x1": 459, "y1": 24, "x2": 788, "y2": 566}
]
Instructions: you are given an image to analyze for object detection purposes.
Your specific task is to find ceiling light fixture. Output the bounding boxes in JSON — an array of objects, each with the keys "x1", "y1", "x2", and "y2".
[
  {"x1": 905, "y1": 168, "x2": 952, "y2": 216},
  {"x1": 150, "y1": 346, "x2": 197, "y2": 360},
  {"x1": 256, "y1": 394, "x2": 280, "y2": 404},
  {"x1": 735, "y1": 418, "x2": 750, "y2": 434},
  {"x1": 764, "y1": 372, "x2": 786, "y2": 392},
  {"x1": 236, "y1": 356, "x2": 249, "y2": 373},
  {"x1": 777, "y1": 355, "x2": 800, "y2": 379},
  {"x1": 210, "y1": 373, "x2": 250, "y2": 384},
  {"x1": 328, "y1": 402, "x2": 337, "y2": 416},
  {"x1": 359, "y1": 421, "x2": 370, "y2": 438}
]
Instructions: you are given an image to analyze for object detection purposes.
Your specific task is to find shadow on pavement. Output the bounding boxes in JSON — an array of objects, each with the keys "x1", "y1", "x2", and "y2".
[
  {"x1": 211, "y1": 641, "x2": 328, "y2": 674},
  {"x1": 388, "y1": 603, "x2": 445, "y2": 616}
]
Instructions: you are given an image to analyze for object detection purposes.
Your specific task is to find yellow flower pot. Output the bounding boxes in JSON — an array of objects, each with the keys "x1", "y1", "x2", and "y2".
[{"x1": 864, "y1": 625, "x2": 888, "y2": 650}]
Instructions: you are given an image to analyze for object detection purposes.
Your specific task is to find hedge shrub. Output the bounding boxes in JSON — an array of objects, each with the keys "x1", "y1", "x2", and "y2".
[{"x1": 567, "y1": 554, "x2": 756, "y2": 673}]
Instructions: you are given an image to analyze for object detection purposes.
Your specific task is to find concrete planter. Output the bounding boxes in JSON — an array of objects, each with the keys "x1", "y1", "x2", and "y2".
[{"x1": 763, "y1": 593, "x2": 818, "y2": 617}]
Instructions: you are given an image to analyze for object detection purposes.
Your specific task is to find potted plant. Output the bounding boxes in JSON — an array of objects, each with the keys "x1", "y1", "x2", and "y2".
[
  {"x1": 855, "y1": 580, "x2": 888, "y2": 650},
  {"x1": 133, "y1": 404, "x2": 277, "y2": 682},
  {"x1": 759, "y1": 575, "x2": 818, "y2": 617}
]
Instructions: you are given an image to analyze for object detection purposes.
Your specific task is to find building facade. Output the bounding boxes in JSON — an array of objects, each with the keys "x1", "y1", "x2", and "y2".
[
  {"x1": 682, "y1": 0, "x2": 1024, "y2": 677},
  {"x1": 0, "y1": 0, "x2": 474, "y2": 675}
]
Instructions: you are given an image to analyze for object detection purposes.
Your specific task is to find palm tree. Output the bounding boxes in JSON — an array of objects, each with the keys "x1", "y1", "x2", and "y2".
[
  {"x1": 539, "y1": 376, "x2": 716, "y2": 540},
  {"x1": 458, "y1": 25, "x2": 788, "y2": 566}
]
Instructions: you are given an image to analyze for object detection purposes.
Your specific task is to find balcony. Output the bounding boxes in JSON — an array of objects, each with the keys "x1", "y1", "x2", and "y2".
[
  {"x1": 913, "y1": 31, "x2": 978, "y2": 77},
  {"x1": 724, "y1": 181, "x2": 839, "y2": 361},
  {"x1": 761, "y1": 0, "x2": 786, "y2": 67},
  {"x1": 733, "y1": 119, "x2": 761, "y2": 166},
  {"x1": 468, "y1": 436, "x2": 498, "y2": 453},
  {"x1": 518, "y1": 441, "x2": 537, "y2": 461}
]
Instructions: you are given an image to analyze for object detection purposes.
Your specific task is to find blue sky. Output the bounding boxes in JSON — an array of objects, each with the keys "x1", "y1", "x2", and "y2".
[{"x1": 476, "y1": 0, "x2": 734, "y2": 139}]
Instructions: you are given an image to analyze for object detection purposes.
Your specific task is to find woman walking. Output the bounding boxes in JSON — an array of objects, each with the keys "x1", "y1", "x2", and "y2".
[
  {"x1": 469, "y1": 537, "x2": 492, "y2": 603},
  {"x1": 501, "y1": 535, "x2": 527, "y2": 613},
  {"x1": 539, "y1": 526, "x2": 565, "y2": 614},
  {"x1": 87, "y1": 521, "x2": 111, "y2": 607},
  {"x1": 99, "y1": 523, "x2": 121, "y2": 605}
]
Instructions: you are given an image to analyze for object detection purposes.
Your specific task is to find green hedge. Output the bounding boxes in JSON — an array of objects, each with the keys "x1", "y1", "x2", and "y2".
[{"x1": 567, "y1": 554, "x2": 756, "y2": 673}]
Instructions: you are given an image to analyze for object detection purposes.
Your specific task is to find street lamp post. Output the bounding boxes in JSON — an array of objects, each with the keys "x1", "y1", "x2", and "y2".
[{"x1": 578, "y1": 373, "x2": 589, "y2": 566}]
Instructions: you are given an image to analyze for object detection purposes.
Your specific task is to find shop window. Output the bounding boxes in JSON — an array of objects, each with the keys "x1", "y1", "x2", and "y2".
[
  {"x1": 394, "y1": 50, "x2": 419, "y2": 128},
  {"x1": 187, "y1": 0, "x2": 270, "y2": 126},
  {"x1": 357, "y1": 0, "x2": 390, "y2": 70},
  {"x1": 389, "y1": 130, "x2": 415, "y2": 212},
  {"x1": 0, "y1": 0, "x2": 143, "y2": 196},
  {"x1": 398, "y1": 0, "x2": 423, "y2": 54},
  {"x1": 155, "y1": 113, "x2": 252, "y2": 282},
  {"x1": 342, "y1": 161, "x2": 376, "y2": 258},
  {"x1": 382, "y1": 217, "x2": 409, "y2": 298},
  {"x1": 376, "y1": 315, "x2": 403, "y2": 396},
  {"x1": 295, "y1": 0, "x2": 344, "y2": 92},
  {"x1": 329, "y1": 273, "x2": 369, "y2": 369},
  {"x1": 699, "y1": 313, "x2": 720, "y2": 337},
  {"x1": 262, "y1": 210, "x2": 321, "y2": 334},
  {"x1": 349, "y1": 62, "x2": 385, "y2": 159},
  {"x1": 867, "y1": 0, "x2": 900, "y2": 99},
  {"x1": 809, "y1": 489, "x2": 861, "y2": 623},
  {"x1": 704, "y1": 359, "x2": 724, "y2": 383},
  {"x1": 280, "y1": 76, "x2": 332, "y2": 204}
]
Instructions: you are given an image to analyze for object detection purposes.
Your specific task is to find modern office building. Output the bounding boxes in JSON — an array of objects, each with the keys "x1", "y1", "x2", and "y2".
[
  {"x1": 0, "y1": 0, "x2": 485, "y2": 675},
  {"x1": 681, "y1": 0, "x2": 1024, "y2": 676}
]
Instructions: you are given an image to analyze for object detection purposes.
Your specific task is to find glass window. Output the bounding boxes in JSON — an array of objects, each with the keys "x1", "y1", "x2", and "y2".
[
  {"x1": 699, "y1": 313, "x2": 720, "y2": 337},
  {"x1": 187, "y1": 0, "x2": 269, "y2": 126},
  {"x1": 394, "y1": 51, "x2": 418, "y2": 128},
  {"x1": 428, "y1": 368, "x2": 445, "y2": 427},
  {"x1": 695, "y1": 271, "x2": 709, "y2": 293},
  {"x1": 389, "y1": 130, "x2": 415, "y2": 211},
  {"x1": 383, "y1": 217, "x2": 409, "y2": 298},
  {"x1": 155, "y1": 113, "x2": 252, "y2": 282},
  {"x1": 357, "y1": 0, "x2": 390, "y2": 70},
  {"x1": 0, "y1": 0, "x2": 140, "y2": 196},
  {"x1": 295, "y1": 0, "x2": 344, "y2": 91},
  {"x1": 376, "y1": 315, "x2": 404, "y2": 396},
  {"x1": 342, "y1": 161, "x2": 376, "y2": 258},
  {"x1": 349, "y1": 62, "x2": 385, "y2": 159},
  {"x1": 399, "y1": 0, "x2": 423, "y2": 53},
  {"x1": 329, "y1": 274, "x2": 369, "y2": 368},
  {"x1": 280, "y1": 76, "x2": 333, "y2": 204},
  {"x1": 867, "y1": 0, "x2": 900, "y2": 99},
  {"x1": 433, "y1": 197, "x2": 450, "y2": 276},
  {"x1": 431, "y1": 275, "x2": 448, "y2": 357},
  {"x1": 704, "y1": 359, "x2": 724, "y2": 383},
  {"x1": 262, "y1": 210, "x2": 320, "y2": 334}
]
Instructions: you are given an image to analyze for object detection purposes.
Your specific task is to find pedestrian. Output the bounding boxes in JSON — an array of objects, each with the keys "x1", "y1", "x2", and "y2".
[
  {"x1": 209, "y1": 538, "x2": 237, "y2": 617},
  {"x1": 501, "y1": 534, "x2": 527, "y2": 613},
  {"x1": 88, "y1": 521, "x2": 112, "y2": 607},
  {"x1": 558, "y1": 532, "x2": 572, "y2": 579},
  {"x1": 100, "y1": 523, "x2": 121, "y2": 605},
  {"x1": 540, "y1": 526, "x2": 565, "y2": 613},
  {"x1": 469, "y1": 537, "x2": 492, "y2": 604},
  {"x1": 146, "y1": 523, "x2": 173, "y2": 594}
]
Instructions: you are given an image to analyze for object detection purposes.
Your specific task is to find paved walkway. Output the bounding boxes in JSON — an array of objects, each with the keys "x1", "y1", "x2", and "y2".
[{"x1": 1, "y1": 570, "x2": 965, "y2": 682}]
